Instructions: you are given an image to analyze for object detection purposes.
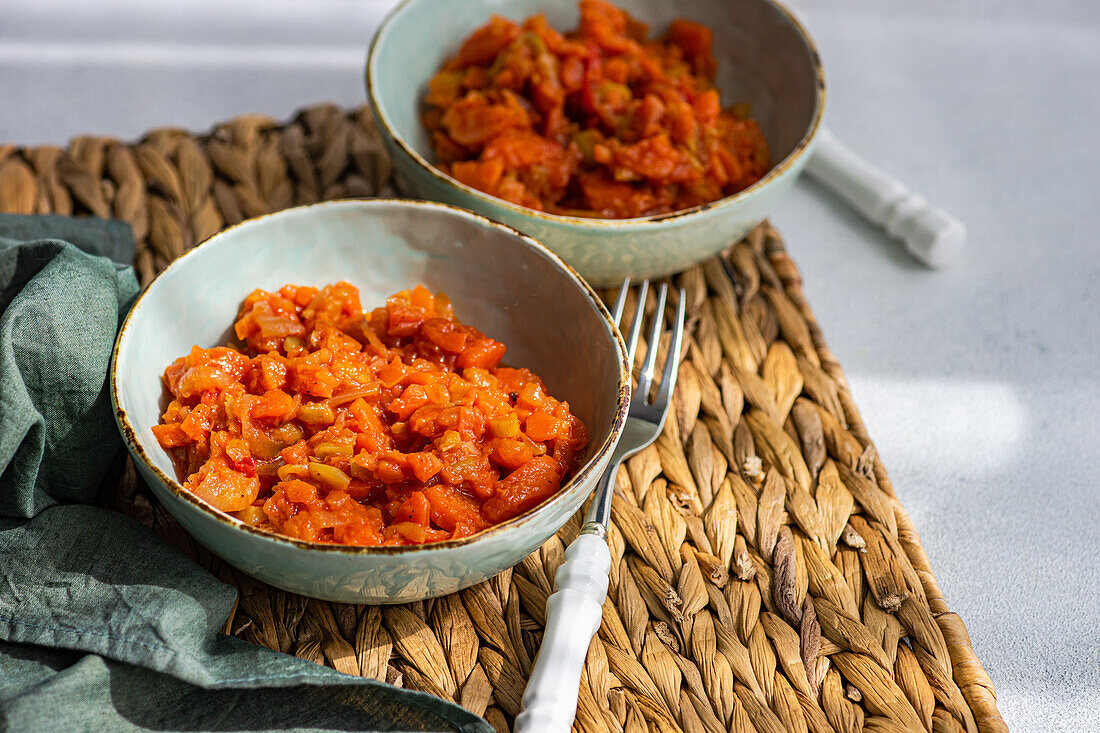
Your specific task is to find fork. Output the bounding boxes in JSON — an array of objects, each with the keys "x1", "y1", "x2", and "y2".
[{"x1": 514, "y1": 279, "x2": 686, "y2": 733}]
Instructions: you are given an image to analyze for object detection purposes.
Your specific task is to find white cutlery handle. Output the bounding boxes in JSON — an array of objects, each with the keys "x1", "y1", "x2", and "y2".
[
  {"x1": 514, "y1": 531, "x2": 611, "y2": 733},
  {"x1": 805, "y1": 127, "x2": 965, "y2": 268}
]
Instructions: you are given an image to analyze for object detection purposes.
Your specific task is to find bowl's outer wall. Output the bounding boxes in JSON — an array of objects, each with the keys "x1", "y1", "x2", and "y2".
[
  {"x1": 114, "y1": 200, "x2": 624, "y2": 603},
  {"x1": 370, "y1": 0, "x2": 822, "y2": 284}
]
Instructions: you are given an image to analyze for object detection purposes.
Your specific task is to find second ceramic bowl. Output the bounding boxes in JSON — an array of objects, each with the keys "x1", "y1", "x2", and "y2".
[
  {"x1": 367, "y1": 0, "x2": 825, "y2": 285},
  {"x1": 112, "y1": 199, "x2": 629, "y2": 603}
]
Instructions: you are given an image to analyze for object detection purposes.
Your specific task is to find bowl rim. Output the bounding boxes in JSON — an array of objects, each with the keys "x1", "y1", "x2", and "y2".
[
  {"x1": 111, "y1": 197, "x2": 631, "y2": 556},
  {"x1": 365, "y1": 0, "x2": 826, "y2": 227}
]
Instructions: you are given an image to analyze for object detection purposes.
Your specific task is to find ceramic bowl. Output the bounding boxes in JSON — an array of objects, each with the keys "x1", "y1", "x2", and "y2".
[
  {"x1": 111, "y1": 199, "x2": 629, "y2": 604},
  {"x1": 366, "y1": 0, "x2": 824, "y2": 286}
]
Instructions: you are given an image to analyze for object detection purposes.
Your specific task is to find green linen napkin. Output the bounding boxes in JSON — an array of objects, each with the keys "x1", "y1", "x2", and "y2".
[{"x1": 0, "y1": 214, "x2": 492, "y2": 733}]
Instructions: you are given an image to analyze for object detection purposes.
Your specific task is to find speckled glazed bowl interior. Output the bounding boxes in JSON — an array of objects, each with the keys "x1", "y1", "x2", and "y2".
[
  {"x1": 112, "y1": 199, "x2": 629, "y2": 604},
  {"x1": 367, "y1": 0, "x2": 824, "y2": 285}
]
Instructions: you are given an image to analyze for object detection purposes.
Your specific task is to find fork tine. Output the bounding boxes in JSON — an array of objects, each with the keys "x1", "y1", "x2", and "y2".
[
  {"x1": 635, "y1": 282, "x2": 668, "y2": 401},
  {"x1": 623, "y1": 279, "x2": 649, "y2": 369},
  {"x1": 654, "y1": 288, "x2": 687, "y2": 409},
  {"x1": 611, "y1": 278, "x2": 630, "y2": 326}
]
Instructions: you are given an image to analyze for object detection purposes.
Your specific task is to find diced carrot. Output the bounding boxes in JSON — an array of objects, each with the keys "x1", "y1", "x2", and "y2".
[
  {"x1": 488, "y1": 438, "x2": 536, "y2": 470},
  {"x1": 451, "y1": 159, "x2": 505, "y2": 193},
  {"x1": 378, "y1": 360, "x2": 406, "y2": 388},
  {"x1": 282, "y1": 479, "x2": 318, "y2": 504},
  {"x1": 667, "y1": 19, "x2": 716, "y2": 78},
  {"x1": 424, "y1": 484, "x2": 488, "y2": 533},
  {"x1": 457, "y1": 337, "x2": 507, "y2": 369},
  {"x1": 442, "y1": 92, "x2": 531, "y2": 147},
  {"x1": 422, "y1": 317, "x2": 469, "y2": 353},
  {"x1": 180, "y1": 403, "x2": 216, "y2": 442},
  {"x1": 374, "y1": 458, "x2": 407, "y2": 485},
  {"x1": 394, "y1": 491, "x2": 431, "y2": 526},
  {"x1": 387, "y1": 522, "x2": 451, "y2": 544},
  {"x1": 525, "y1": 410, "x2": 562, "y2": 442},
  {"x1": 186, "y1": 460, "x2": 260, "y2": 513},
  {"x1": 280, "y1": 440, "x2": 310, "y2": 466},
  {"x1": 482, "y1": 455, "x2": 564, "y2": 523},
  {"x1": 448, "y1": 15, "x2": 521, "y2": 69},
  {"x1": 406, "y1": 451, "x2": 444, "y2": 483},
  {"x1": 250, "y1": 389, "x2": 297, "y2": 421}
]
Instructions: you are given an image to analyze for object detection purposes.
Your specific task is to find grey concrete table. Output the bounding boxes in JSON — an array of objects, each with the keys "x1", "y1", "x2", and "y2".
[{"x1": 3, "y1": 1, "x2": 1096, "y2": 729}]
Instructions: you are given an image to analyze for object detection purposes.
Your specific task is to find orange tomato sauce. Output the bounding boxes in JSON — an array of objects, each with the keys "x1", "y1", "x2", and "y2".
[
  {"x1": 422, "y1": 0, "x2": 771, "y2": 219},
  {"x1": 153, "y1": 283, "x2": 588, "y2": 546}
]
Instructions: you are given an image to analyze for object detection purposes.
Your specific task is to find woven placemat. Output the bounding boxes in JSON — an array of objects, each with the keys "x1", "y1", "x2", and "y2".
[{"x1": 1, "y1": 104, "x2": 1007, "y2": 733}]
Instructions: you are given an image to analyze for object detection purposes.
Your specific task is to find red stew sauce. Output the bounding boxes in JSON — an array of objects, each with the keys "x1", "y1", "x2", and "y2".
[
  {"x1": 422, "y1": 0, "x2": 771, "y2": 218},
  {"x1": 153, "y1": 283, "x2": 588, "y2": 546}
]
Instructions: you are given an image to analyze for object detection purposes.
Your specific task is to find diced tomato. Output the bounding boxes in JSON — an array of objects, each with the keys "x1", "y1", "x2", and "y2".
[{"x1": 223, "y1": 438, "x2": 256, "y2": 477}]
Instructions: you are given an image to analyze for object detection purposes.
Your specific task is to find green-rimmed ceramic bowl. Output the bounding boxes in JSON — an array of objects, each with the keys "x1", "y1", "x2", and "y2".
[
  {"x1": 367, "y1": 0, "x2": 825, "y2": 285},
  {"x1": 111, "y1": 199, "x2": 629, "y2": 604}
]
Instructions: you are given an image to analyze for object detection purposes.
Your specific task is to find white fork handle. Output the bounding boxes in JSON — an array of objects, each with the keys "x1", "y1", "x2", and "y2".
[
  {"x1": 805, "y1": 127, "x2": 966, "y2": 268},
  {"x1": 514, "y1": 532, "x2": 611, "y2": 733}
]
